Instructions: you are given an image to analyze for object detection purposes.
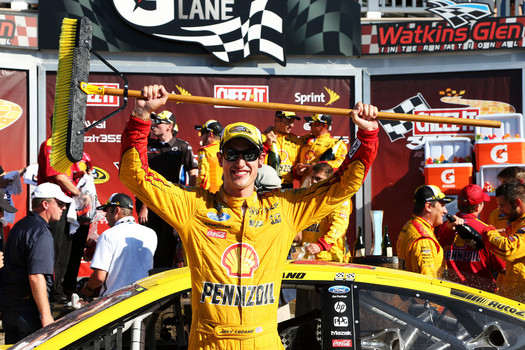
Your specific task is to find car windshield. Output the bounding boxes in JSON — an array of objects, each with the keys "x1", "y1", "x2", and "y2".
[{"x1": 8, "y1": 284, "x2": 147, "y2": 350}]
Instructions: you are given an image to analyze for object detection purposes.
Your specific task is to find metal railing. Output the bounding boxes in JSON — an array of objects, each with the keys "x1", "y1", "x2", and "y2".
[
  {"x1": 0, "y1": 0, "x2": 522, "y2": 19},
  {"x1": 360, "y1": 0, "x2": 522, "y2": 18},
  {"x1": 0, "y1": 0, "x2": 37, "y2": 10}
]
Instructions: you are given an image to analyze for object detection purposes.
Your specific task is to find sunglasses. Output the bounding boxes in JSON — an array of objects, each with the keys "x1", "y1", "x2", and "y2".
[
  {"x1": 222, "y1": 148, "x2": 260, "y2": 162},
  {"x1": 48, "y1": 199, "x2": 66, "y2": 208}
]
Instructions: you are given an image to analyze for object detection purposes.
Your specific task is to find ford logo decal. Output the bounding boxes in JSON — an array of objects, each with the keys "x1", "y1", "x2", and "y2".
[
  {"x1": 207, "y1": 212, "x2": 231, "y2": 222},
  {"x1": 328, "y1": 285, "x2": 351, "y2": 294}
]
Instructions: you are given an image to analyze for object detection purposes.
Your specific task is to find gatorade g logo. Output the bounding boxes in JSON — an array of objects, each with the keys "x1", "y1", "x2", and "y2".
[
  {"x1": 491, "y1": 144, "x2": 508, "y2": 163},
  {"x1": 441, "y1": 169, "x2": 455, "y2": 184},
  {"x1": 221, "y1": 243, "x2": 260, "y2": 278}
]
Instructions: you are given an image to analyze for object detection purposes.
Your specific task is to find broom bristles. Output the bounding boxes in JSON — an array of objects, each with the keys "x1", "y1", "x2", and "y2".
[{"x1": 51, "y1": 17, "x2": 92, "y2": 173}]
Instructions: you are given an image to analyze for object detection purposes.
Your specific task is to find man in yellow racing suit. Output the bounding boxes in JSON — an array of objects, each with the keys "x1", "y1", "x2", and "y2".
[
  {"x1": 119, "y1": 84, "x2": 379, "y2": 349},
  {"x1": 301, "y1": 162, "x2": 351, "y2": 262},
  {"x1": 397, "y1": 185, "x2": 452, "y2": 277},
  {"x1": 485, "y1": 180, "x2": 525, "y2": 302},
  {"x1": 262, "y1": 111, "x2": 303, "y2": 188},
  {"x1": 195, "y1": 120, "x2": 223, "y2": 193},
  {"x1": 488, "y1": 166, "x2": 525, "y2": 232},
  {"x1": 295, "y1": 114, "x2": 347, "y2": 187}
]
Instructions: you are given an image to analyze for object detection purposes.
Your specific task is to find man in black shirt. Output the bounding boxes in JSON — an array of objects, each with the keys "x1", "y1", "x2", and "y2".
[
  {"x1": 1, "y1": 183, "x2": 72, "y2": 343},
  {"x1": 136, "y1": 110, "x2": 198, "y2": 268}
]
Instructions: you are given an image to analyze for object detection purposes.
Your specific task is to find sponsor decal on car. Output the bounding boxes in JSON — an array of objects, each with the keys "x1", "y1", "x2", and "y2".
[
  {"x1": 282, "y1": 272, "x2": 306, "y2": 279},
  {"x1": 452, "y1": 290, "x2": 525, "y2": 319},
  {"x1": 334, "y1": 301, "x2": 347, "y2": 313},
  {"x1": 332, "y1": 339, "x2": 352, "y2": 347},
  {"x1": 329, "y1": 285, "x2": 351, "y2": 294},
  {"x1": 333, "y1": 316, "x2": 349, "y2": 327}
]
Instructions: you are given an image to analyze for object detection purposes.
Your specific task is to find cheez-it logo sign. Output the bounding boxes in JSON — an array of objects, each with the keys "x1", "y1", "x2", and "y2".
[
  {"x1": 214, "y1": 85, "x2": 269, "y2": 108},
  {"x1": 87, "y1": 83, "x2": 120, "y2": 107}
]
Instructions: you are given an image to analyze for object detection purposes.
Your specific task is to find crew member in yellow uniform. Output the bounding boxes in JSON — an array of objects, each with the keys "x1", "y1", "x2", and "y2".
[
  {"x1": 488, "y1": 166, "x2": 525, "y2": 232},
  {"x1": 485, "y1": 180, "x2": 525, "y2": 302},
  {"x1": 294, "y1": 114, "x2": 347, "y2": 187},
  {"x1": 301, "y1": 163, "x2": 351, "y2": 262},
  {"x1": 397, "y1": 185, "x2": 453, "y2": 277},
  {"x1": 262, "y1": 111, "x2": 303, "y2": 188},
  {"x1": 119, "y1": 84, "x2": 379, "y2": 349},
  {"x1": 195, "y1": 120, "x2": 223, "y2": 193}
]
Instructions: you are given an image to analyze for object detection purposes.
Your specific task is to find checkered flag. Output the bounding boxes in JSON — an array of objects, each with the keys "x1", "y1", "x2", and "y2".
[
  {"x1": 155, "y1": 0, "x2": 286, "y2": 64},
  {"x1": 427, "y1": 0, "x2": 493, "y2": 28},
  {"x1": 380, "y1": 93, "x2": 431, "y2": 142},
  {"x1": 285, "y1": 0, "x2": 361, "y2": 56}
]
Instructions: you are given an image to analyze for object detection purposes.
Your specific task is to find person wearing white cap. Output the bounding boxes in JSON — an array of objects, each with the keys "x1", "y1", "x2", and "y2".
[{"x1": 1, "y1": 183, "x2": 72, "y2": 343}]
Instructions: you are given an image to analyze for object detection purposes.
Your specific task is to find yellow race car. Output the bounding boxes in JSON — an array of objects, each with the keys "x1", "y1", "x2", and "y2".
[{"x1": 5, "y1": 261, "x2": 525, "y2": 349}]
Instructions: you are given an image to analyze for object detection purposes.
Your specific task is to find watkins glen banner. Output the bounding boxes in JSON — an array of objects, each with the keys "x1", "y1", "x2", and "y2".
[{"x1": 362, "y1": 0, "x2": 525, "y2": 55}]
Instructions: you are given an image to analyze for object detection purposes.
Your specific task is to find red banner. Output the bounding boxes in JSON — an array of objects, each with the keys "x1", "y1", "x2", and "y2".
[
  {"x1": 370, "y1": 69, "x2": 522, "y2": 251},
  {"x1": 46, "y1": 73, "x2": 355, "y2": 232},
  {"x1": 0, "y1": 69, "x2": 29, "y2": 236}
]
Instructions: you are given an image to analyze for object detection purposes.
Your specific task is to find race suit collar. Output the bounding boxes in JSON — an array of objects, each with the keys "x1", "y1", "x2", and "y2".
[
  {"x1": 412, "y1": 214, "x2": 433, "y2": 230},
  {"x1": 317, "y1": 133, "x2": 331, "y2": 139},
  {"x1": 218, "y1": 187, "x2": 258, "y2": 208}
]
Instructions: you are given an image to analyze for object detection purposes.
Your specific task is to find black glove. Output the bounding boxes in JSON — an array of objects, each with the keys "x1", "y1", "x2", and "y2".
[{"x1": 455, "y1": 224, "x2": 484, "y2": 250}]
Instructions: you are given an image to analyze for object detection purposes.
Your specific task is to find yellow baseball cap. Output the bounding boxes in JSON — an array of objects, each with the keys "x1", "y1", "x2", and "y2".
[
  {"x1": 151, "y1": 110, "x2": 176, "y2": 125},
  {"x1": 276, "y1": 111, "x2": 300, "y2": 120},
  {"x1": 220, "y1": 122, "x2": 263, "y2": 150},
  {"x1": 414, "y1": 185, "x2": 454, "y2": 204},
  {"x1": 305, "y1": 114, "x2": 332, "y2": 125}
]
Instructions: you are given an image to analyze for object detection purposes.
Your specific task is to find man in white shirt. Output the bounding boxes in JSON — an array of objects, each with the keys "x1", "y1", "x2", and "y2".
[{"x1": 81, "y1": 193, "x2": 157, "y2": 297}]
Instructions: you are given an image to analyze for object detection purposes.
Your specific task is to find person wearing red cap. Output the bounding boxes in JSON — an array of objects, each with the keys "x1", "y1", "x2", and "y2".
[
  {"x1": 485, "y1": 180, "x2": 525, "y2": 302},
  {"x1": 435, "y1": 184, "x2": 505, "y2": 292}
]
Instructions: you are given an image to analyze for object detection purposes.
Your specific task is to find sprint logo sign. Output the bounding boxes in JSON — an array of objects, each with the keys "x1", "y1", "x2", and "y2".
[{"x1": 294, "y1": 87, "x2": 340, "y2": 105}]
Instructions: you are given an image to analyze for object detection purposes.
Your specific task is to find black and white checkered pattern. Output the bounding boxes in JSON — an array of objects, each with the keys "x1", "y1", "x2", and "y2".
[
  {"x1": 427, "y1": 0, "x2": 493, "y2": 28},
  {"x1": 155, "y1": 0, "x2": 285, "y2": 64},
  {"x1": 380, "y1": 93, "x2": 431, "y2": 142},
  {"x1": 285, "y1": 0, "x2": 360, "y2": 56}
]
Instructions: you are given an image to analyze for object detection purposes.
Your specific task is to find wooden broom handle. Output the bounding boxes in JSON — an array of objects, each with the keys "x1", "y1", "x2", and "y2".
[{"x1": 87, "y1": 84, "x2": 502, "y2": 128}]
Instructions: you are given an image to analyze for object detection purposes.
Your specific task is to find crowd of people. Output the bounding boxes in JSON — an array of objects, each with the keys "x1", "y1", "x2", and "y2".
[
  {"x1": 398, "y1": 166, "x2": 525, "y2": 303},
  {"x1": 0, "y1": 86, "x2": 524, "y2": 347}
]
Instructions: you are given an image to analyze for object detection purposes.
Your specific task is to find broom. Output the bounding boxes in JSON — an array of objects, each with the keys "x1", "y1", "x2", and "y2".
[
  {"x1": 51, "y1": 17, "x2": 92, "y2": 173},
  {"x1": 52, "y1": 17, "x2": 502, "y2": 173}
]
